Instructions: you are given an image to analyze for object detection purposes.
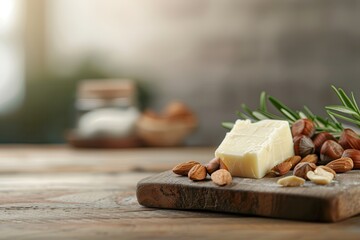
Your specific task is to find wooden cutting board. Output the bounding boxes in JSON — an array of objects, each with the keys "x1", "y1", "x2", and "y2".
[{"x1": 136, "y1": 170, "x2": 360, "y2": 222}]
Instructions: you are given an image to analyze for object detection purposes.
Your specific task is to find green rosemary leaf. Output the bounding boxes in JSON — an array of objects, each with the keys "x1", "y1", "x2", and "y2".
[
  {"x1": 314, "y1": 116, "x2": 327, "y2": 127},
  {"x1": 298, "y1": 111, "x2": 307, "y2": 119},
  {"x1": 331, "y1": 85, "x2": 348, "y2": 108},
  {"x1": 241, "y1": 104, "x2": 260, "y2": 121},
  {"x1": 303, "y1": 106, "x2": 315, "y2": 118},
  {"x1": 327, "y1": 111, "x2": 360, "y2": 126},
  {"x1": 222, "y1": 122, "x2": 234, "y2": 130},
  {"x1": 236, "y1": 111, "x2": 251, "y2": 120},
  {"x1": 332, "y1": 86, "x2": 356, "y2": 110},
  {"x1": 268, "y1": 96, "x2": 299, "y2": 119},
  {"x1": 260, "y1": 91, "x2": 267, "y2": 111},
  {"x1": 351, "y1": 92, "x2": 360, "y2": 114},
  {"x1": 252, "y1": 111, "x2": 270, "y2": 120},
  {"x1": 280, "y1": 109, "x2": 296, "y2": 122},
  {"x1": 223, "y1": 86, "x2": 357, "y2": 135},
  {"x1": 325, "y1": 105, "x2": 358, "y2": 115},
  {"x1": 256, "y1": 109, "x2": 284, "y2": 120},
  {"x1": 326, "y1": 110, "x2": 340, "y2": 124}
]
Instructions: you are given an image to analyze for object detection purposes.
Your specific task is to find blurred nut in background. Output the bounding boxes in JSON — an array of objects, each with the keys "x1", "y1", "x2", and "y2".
[{"x1": 136, "y1": 101, "x2": 197, "y2": 147}]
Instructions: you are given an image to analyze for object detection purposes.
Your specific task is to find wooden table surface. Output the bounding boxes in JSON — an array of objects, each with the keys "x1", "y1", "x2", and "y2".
[{"x1": 0, "y1": 145, "x2": 359, "y2": 240}]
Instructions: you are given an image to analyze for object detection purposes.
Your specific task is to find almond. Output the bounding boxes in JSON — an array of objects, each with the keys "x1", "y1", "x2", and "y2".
[
  {"x1": 211, "y1": 169, "x2": 232, "y2": 186},
  {"x1": 272, "y1": 161, "x2": 292, "y2": 176},
  {"x1": 300, "y1": 154, "x2": 318, "y2": 164},
  {"x1": 288, "y1": 155, "x2": 302, "y2": 169},
  {"x1": 188, "y1": 164, "x2": 207, "y2": 181},
  {"x1": 271, "y1": 156, "x2": 301, "y2": 176},
  {"x1": 277, "y1": 175, "x2": 305, "y2": 187},
  {"x1": 325, "y1": 157, "x2": 354, "y2": 173},
  {"x1": 172, "y1": 161, "x2": 200, "y2": 176}
]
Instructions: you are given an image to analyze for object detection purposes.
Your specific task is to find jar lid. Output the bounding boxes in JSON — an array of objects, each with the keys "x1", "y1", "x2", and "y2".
[{"x1": 77, "y1": 79, "x2": 136, "y2": 100}]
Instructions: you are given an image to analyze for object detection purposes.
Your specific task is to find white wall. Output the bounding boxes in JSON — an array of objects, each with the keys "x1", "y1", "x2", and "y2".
[{"x1": 46, "y1": 0, "x2": 360, "y2": 145}]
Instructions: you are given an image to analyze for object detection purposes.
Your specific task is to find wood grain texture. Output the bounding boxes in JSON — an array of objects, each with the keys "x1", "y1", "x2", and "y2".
[
  {"x1": 0, "y1": 145, "x2": 214, "y2": 173},
  {"x1": 137, "y1": 170, "x2": 360, "y2": 222},
  {"x1": 0, "y1": 146, "x2": 359, "y2": 239},
  {"x1": 0, "y1": 172, "x2": 359, "y2": 240}
]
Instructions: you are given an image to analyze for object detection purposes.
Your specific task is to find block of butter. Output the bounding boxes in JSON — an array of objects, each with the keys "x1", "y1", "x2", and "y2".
[{"x1": 215, "y1": 119, "x2": 294, "y2": 179}]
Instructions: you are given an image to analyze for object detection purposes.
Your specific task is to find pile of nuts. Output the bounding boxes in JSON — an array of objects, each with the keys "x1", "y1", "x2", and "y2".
[
  {"x1": 172, "y1": 118, "x2": 360, "y2": 188},
  {"x1": 172, "y1": 158, "x2": 232, "y2": 186},
  {"x1": 276, "y1": 118, "x2": 360, "y2": 187}
]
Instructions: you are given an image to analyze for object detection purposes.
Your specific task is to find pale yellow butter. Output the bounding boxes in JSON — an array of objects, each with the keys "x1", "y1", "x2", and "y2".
[{"x1": 215, "y1": 119, "x2": 294, "y2": 179}]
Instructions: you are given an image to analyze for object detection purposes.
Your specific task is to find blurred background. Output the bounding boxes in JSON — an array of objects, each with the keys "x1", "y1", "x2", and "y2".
[{"x1": 0, "y1": 0, "x2": 359, "y2": 146}]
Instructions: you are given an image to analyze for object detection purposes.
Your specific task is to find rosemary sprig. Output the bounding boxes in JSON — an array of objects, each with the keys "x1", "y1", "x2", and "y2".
[
  {"x1": 326, "y1": 86, "x2": 360, "y2": 128},
  {"x1": 222, "y1": 86, "x2": 360, "y2": 137}
]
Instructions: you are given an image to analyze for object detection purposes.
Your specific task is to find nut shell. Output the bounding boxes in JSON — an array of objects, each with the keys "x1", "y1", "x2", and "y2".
[
  {"x1": 293, "y1": 135, "x2": 315, "y2": 157},
  {"x1": 342, "y1": 149, "x2": 360, "y2": 169},
  {"x1": 338, "y1": 129, "x2": 360, "y2": 150},
  {"x1": 291, "y1": 119, "x2": 316, "y2": 138},
  {"x1": 312, "y1": 132, "x2": 336, "y2": 154},
  {"x1": 319, "y1": 140, "x2": 344, "y2": 165},
  {"x1": 293, "y1": 162, "x2": 317, "y2": 179}
]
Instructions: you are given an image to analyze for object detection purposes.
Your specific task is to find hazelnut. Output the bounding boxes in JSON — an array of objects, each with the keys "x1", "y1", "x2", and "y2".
[
  {"x1": 338, "y1": 129, "x2": 360, "y2": 150},
  {"x1": 293, "y1": 135, "x2": 315, "y2": 157},
  {"x1": 319, "y1": 140, "x2": 344, "y2": 165},
  {"x1": 312, "y1": 132, "x2": 336, "y2": 154},
  {"x1": 342, "y1": 149, "x2": 360, "y2": 169},
  {"x1": 205, "y1": 157, "x2": 220, "y2": 175},
  {"x1": 291, "y1": 119, "x2": 316, "y2": 138},
  {"x1": 211, "y1": 169, "x2": 232, "y2": 186},
  {"x1": 293, "y1": 162, "x2": 317, "y2": 179}
]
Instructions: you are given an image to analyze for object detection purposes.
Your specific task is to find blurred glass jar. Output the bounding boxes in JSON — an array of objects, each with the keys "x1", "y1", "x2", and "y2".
[{"x1": 75, "y1": 79, "x2": 140, "y2": 139}]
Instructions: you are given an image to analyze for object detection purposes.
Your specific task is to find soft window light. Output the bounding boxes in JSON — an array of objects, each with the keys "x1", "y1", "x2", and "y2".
[{"x1": 0, "y1": 0, "x2": 24, "y2": 113}]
